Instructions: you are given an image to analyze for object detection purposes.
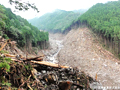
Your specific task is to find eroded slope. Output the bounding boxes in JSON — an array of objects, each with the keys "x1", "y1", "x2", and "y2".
[{"x1": 58, "y1": 27, "x2": 120, "y2": 86}]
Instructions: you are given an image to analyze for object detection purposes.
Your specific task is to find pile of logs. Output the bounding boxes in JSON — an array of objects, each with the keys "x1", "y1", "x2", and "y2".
[
  {"x1": 0, "y1": 38, "x2": 96, "y2": 90},
  {"x1": 0, "y1": 52, "x2": 96, "y2": 90}
]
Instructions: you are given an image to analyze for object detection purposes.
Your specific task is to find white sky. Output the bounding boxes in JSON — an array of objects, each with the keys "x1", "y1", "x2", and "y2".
[{"x1": 0, "y1": 0, "x2": 118, "y2": 20}]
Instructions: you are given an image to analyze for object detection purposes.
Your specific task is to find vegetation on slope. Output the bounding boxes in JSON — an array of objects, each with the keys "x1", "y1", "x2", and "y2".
[
  {"x1": 28, "y1": 9, "x2": 86, "y2": 33},
  {"x1": 76, "y1": 0, "x2": 120, "y2": 57},
  {"x1": 0, "y1": 4, "x2": 49, "y2": 48}
]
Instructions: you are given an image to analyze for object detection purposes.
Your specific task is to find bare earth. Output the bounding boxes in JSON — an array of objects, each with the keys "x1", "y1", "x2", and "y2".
[{"x1": 57, "y1": 27, "x2": 120, "y2": 87}]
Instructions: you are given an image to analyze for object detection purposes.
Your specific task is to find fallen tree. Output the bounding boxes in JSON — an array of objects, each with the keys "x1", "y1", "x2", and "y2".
[
  {"x1": 0, "y1": 54, "x2": 96, "y2": 90},
  {"x1": 0, "y1": 38, "x2": 96, "y2": 89}
]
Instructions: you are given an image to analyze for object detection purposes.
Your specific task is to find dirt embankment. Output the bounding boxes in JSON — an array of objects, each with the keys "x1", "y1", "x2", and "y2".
[{"x1": 58, "y1": 27, "x2": 120, "y2": 86}]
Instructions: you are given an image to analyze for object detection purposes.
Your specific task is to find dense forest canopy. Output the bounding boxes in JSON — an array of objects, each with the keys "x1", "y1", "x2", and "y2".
[
  {"x1": 75, "y1": 0, "x2": 120, "y2": 57},
  {"x1": 0, "y1": 4, "x2": 48, "y2": 47},
  {"x1": 28, "y1": 9, "x2": 87, "y2": 33},
  {"x1": 78, "y1": 1, "x2": 120, "y2": 39}
]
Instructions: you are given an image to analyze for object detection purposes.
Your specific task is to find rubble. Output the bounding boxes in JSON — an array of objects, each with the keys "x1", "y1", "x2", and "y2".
[
  {"x1": 0, "y1": 57, "x2": 95, "y2": 90},
  {"x1": 0, "y1": 37, "x2": 96, "y2": 90}
]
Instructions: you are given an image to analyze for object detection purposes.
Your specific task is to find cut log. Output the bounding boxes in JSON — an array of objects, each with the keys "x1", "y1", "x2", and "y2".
[
  {"x1": 5, "y1": 54, "x2": 43, "y2": 61},
  {"x1": 4, "y1": 54, "x2": 16, "y2": 57},
  {"x1": 31, "y1": 61, "x2": 70, "y2": 68},
  {"x1": 0, "y1": 39, "x2": 10, "y2": 52},
  {"x1": 7, "y1": 54, "x2": 69, "y2": 68}
]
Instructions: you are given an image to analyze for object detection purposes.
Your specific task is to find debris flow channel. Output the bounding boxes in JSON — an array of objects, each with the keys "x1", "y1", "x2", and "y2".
[{"x1": 47, "y1": 40, "x2": 63, "y2": 63}]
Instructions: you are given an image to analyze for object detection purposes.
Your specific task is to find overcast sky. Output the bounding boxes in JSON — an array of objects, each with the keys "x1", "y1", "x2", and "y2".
[{"x1": 0, "y1": 0, "x2": 118, "y2": 20}]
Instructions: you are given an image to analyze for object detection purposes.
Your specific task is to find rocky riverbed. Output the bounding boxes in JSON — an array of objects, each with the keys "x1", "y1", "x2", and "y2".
[{"x1": 42, "y1": 33, "x2": 64, "y2": 63}]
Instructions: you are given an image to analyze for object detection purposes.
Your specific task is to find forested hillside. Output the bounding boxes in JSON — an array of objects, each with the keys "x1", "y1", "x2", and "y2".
[
  {"x1": 0, "y1": 4, "x2": 49, "y2": 48},
  {"x1": 28, "y1": 9, "x2": 86, "y2": 33},
  {"x1": 76, "y1": 0, "x2": 120, "y2": 57}
]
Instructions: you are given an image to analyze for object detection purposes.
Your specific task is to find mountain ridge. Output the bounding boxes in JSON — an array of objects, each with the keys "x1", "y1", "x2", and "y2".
[{"x1": 28, "y1": 9, "x2": 87, "y2": 33}]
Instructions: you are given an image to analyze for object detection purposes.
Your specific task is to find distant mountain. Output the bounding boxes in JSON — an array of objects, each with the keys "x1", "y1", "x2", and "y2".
[
  {"x1": 73, "y1": 9, "x2": 88, "y2": 13},
  {"x1": 28, "y1": 9, "x2": 86, "y2": 33}
]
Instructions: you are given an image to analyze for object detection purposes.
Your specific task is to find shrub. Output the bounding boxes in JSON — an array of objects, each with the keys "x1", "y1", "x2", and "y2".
[
  {"x1": 4, "y1": 57, "x2": 11, "y2": 63},
  {"x1": 2, "y1": 34, "x2": 9, "y2": 39},
  {"x1": 0, "y1": 50, "x2": 9, "y2": 54},
  {"x1": 0, "y1": 62, "x2": 10, "y2": 72}
]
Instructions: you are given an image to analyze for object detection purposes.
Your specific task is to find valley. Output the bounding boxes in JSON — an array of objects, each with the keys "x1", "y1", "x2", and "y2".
[
  {"x1": 1, "y1": 0, "x2": 120, "y2": 89},
  {"x1": 42, "y1": 33, "x2": 64, "y2": 63},
  {"x1": 48, "y1": 27, "x2": 120, "y2": 87}
]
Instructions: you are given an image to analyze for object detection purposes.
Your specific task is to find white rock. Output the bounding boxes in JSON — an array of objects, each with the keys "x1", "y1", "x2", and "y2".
[{"x1": 116, "y1": 62, "x2": 118, "y2": 65}]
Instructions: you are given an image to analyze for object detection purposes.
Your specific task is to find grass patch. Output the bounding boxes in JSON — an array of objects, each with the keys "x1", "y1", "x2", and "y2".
[{"x1": 0, "y1": 50, "x2": 9, "y2": 54}]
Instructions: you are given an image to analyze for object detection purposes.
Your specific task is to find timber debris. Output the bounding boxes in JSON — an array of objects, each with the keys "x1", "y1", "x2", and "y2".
[
  {"x1": 0, "y1": 54, "x2": 95, "y2": 90},
  {"x1": 0, "y1": 38, "x2": 95, "y2": 90}
]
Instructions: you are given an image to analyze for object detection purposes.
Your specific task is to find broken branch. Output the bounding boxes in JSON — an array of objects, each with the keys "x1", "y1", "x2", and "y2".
[{"x1": 0, "y1": 39, "x2": 10, "y2": 52}]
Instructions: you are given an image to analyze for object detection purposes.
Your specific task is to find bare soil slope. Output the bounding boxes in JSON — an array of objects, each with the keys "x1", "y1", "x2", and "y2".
[{"x1": 58, "y1": 27, "x2": 120, "y2": 86}]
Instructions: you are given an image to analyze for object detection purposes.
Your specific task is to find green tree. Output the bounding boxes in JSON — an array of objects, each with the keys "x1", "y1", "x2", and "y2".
[
  {"x1": 0, "y1": 5, "x2": 7, "y2": 30},
  {"x1": 0, "y1": 4, "x2": 49, "y2": 49},
  {"x1": 76, "y1": 0, "x2": 120, "y2": 57}
]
